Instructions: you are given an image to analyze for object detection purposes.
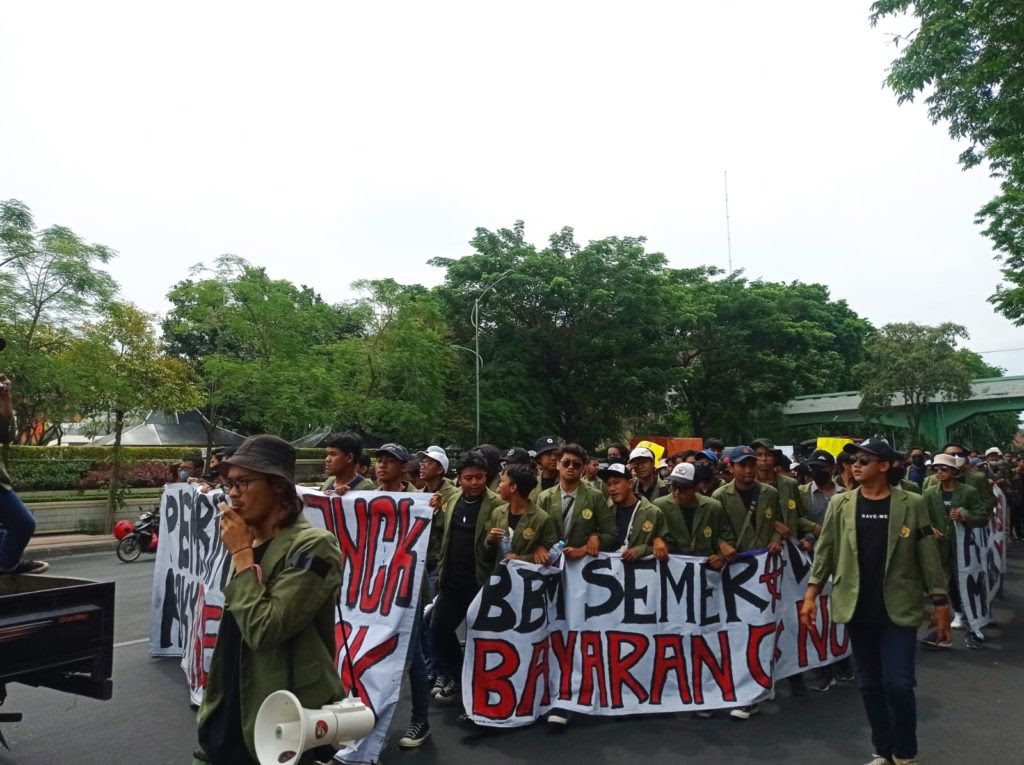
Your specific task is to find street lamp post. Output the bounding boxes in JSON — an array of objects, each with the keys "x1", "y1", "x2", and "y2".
[{"x1": 472, "y1": 269, "x2": 513, "y2": 445}]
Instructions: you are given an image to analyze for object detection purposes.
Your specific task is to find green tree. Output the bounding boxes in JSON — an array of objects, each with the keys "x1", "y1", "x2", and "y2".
[
  {"x1": 162, "y1": 256, "x2": 366, "y2": 442},
  {"x1": 77, "y1": 302, "x2": 202, "y2": 530},
  {"x1": 0, "y1": 199, "x2": 119, "y2": 442},
  {"x1": 430, "y1": 223, "x2": 680, "y2": 448},
  {"x1": 855, "y1": 322, "x2": 974, "y2": 445},
  {"x1": 869, "y1": 2, "x2": 1024, "y2": 322}
]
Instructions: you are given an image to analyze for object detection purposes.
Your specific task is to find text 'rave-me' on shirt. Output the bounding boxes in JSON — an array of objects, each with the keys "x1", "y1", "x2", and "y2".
[{"x1": 852, "y1": 493, "x2": 892, "y2": 625}]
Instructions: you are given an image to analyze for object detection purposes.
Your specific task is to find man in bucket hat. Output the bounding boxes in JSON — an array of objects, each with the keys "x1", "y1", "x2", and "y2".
[{"x1": 194, "y1": 435, "x2": 344, "y2": 765}]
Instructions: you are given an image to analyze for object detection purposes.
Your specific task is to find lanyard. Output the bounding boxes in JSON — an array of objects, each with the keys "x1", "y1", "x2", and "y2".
[
  {"x1": 735, "y1": 484, "x2": 761, "y2": 544},
  {"x1": 623, "y1": 499, "x2": 642, "y2": 545}
]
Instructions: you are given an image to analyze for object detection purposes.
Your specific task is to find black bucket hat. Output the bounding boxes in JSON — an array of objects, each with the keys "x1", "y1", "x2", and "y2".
[{"x1": 222, "y1": 434, "x2": 296, "y2": 483}]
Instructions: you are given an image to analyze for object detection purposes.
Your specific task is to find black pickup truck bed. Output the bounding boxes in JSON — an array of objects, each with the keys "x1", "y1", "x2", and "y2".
[{"x1": 0, "y1": 575, "x2": 114, "y2": 700}]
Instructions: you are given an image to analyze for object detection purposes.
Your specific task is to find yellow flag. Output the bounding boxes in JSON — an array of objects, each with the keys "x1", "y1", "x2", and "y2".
[
  {"x1": 635, "y1": 440, "x2": 666, "y2": 462},
  {"x1": 817, "y1": 437, "x2": 853, "y2": 457}
]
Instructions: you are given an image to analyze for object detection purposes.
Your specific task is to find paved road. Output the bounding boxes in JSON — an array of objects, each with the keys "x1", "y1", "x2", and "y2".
[{"x1": 3, "y1": 549, "x2": 1024, "y2": 764}]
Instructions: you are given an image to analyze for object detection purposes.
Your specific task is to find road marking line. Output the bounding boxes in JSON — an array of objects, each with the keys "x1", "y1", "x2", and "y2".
[{"x1": 114, "y1": 638, "x2": 149, "y2": 648}]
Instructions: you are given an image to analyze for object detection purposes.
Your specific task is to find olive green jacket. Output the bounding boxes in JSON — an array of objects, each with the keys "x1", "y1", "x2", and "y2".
[
  {"x1": 922, "y1": 482, "x2": 986, "y2": 569},
  {"x1": 319, "y1": 473, "x2": 377, "y2": 492},
  {"x1": 809, "y1": 488, "x2": 947, "y2": 627},
  {"x1": 529, "y1": 472, "x2": 561, "y2": 502},
  {"x1": 610, "y1": 496, "x2": 668, "y2": 557},
  {"x1": 712, "y1": 480, "x2": 782, "y2": 551},
  {"x1": 895, "y1": 478, "x2": 922, "y2": 495},
  {"x1": 485, "y1": 501, "x2": 559, "y2": 566},
  {"x1": 197, "y1": 516, "x2": 345, "y2": 762},
  {"x1": 435, "y1": 488, "x2": 504, "y2": 589},
  {"x1": 653, "y1": 493, "x2": 729, "y2": 556},
  {"x1": 536, "y1": 482, "x2": 617, "y2": 550},
  {"x1": 765, "y1": 473, "x2": 811, "y2": 535},
  {"x1": 923, "y1": 468, "x2": 994, "y2": 515},
  {"x1": 633, "y1": 476, "x2": 670, "y2": 502}
]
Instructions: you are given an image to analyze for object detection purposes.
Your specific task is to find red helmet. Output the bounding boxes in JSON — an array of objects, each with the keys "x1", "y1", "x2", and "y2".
[
  {"x1": 113, "y1": 520, "x2": 134, "y2": 540},
  {"x1": 148, "y1": 533, "x2": 159, "y2": 552}
]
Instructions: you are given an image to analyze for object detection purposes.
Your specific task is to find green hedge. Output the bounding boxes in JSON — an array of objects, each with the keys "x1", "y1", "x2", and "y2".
[{"x1": 7, "y1": 459, "x2": 95, "y2": 491}]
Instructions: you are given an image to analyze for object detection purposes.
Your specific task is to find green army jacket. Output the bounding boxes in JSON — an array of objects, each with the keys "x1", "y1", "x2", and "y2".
[
  {"x1": 653, "y1": 493, "x2": 729, "y2": 556},
  {"x1": 485, "y1": 501, "x2": 559, "y2": 566},
  {"x1": 922, "y1": 482, "x2": 986, "y2": 568},
  {"x1": 896, "y1": 478, "x2": 922, "y2": 495},
  {"x1": 197, "y1": 516, "x2": 345, "y2": 761},
  {"x1": 809, "y1": 488, "x2": 947, "y2": 627},
  {"x1": 712, "y1": 480, "x2": 781, "y2": 551},
  {"x1": 535, "y1": 482, "x2": 617, "y2": 550},
  {"x1": 765, "y1": 473, "x2": 809, "y2": 535},
  {"x1": 529, "y1": 472, "x2": 561, "y2": 502},
  {"x1": 435, "y1": 488, "x2": 504, "y2": 589},
  {"x1": 319, "y1": 473, "x2": 377, "y2": 492},
  {"x1": 609, "y1": 496, "x2": 668, "y2": 557}
]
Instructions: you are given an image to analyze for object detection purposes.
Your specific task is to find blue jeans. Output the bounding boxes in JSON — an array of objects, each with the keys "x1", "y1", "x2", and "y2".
[
  {"x1": 405, "y1": 605, "x2": 430, "y2": 725},
  {"x1": 0, "y1": 487, "x2": 35, "y2": 570},
  {"x1": 848, "y1": 621, "x2": 918, "y2": 760}
]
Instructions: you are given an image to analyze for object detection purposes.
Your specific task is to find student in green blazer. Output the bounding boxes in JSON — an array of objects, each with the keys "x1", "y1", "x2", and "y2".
[
  {"x1": 751, "y1": 438, "x2": 809, "y2": 541},
  {"x1": 653, "y1": 462, "x2": 730, "y2": 567},
  {"x1": 429, "y1": 451, "x2": 504, "y2": 706},
  {"x1": 536, "y1": 443, "x2": 618, "y2": 558},
  {"x1": 712, "y1": 446, "x2": 782, "y2": 555},
  {"x1": 921, "y1": 453, "x2": 988, "y2": 649},
  {"x1": 485, "y1": 464, "x2": 559, "y2": 564},
  {"x1": 922, "y1": 442, "x2": 995, "y2": 515},
  {"x1": 802, "y1": 438, "x2": 949, "y2": 765},
  {"x1": 599, "y1": 461, "x2": 668, "y2": 561},
  {"x1": 195, "y1": 436, "x2": 344, "y2": 765}
]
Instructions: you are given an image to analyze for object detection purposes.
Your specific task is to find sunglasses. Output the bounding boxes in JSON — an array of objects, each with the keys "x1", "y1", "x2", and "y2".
[
  {"x1": 854, "y1": 456, "x2": 881, "y2": 466},
  {"x1": 934, "y1": 465, "x2": 954, "y2": 472},
  {"x1": 560, "y1": 459, "x2": 583, "y2": 469}
]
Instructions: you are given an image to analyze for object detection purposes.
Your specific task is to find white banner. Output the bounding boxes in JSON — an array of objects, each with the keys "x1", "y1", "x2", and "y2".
[
  {"x1": 955, "y1": 500, "x2": 1006, "y2": 634},
  {"x1": 461, "y1": 538, "x2": 848, "y2": 726},
  {"x1": 150, "y1": 484, "x2": 432, "y2": 765}
]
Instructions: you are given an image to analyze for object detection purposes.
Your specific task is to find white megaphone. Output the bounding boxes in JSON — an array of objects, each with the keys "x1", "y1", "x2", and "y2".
[{"x1": 254, "y1": 691, "x2": 376, "y2": 765}]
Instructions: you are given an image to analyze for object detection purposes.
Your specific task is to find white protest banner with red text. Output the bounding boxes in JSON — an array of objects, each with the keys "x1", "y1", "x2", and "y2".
[
  {"x1": 462, "y1": 539, "x2": 848, "y2": 726},
  {"x1": 955, "y1": 502, "x2": 1006, "y2": 634},
  {"x1": 150, "y1": 484, "x2": 433, "y2": 764}
]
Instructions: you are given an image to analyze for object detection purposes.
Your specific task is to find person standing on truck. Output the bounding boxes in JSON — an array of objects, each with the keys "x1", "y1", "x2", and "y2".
[
  {"x1": 193, "y1": 434, "x2": 344, "y2": 765},
  {"x1": 0, "y1": 371, "x2": 48, "y2": 575}
]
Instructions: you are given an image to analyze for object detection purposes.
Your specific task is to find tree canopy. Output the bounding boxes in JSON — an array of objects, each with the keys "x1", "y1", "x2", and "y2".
[{"x1": 870, "y1": 2, "x2": 1024, "y2": 322}]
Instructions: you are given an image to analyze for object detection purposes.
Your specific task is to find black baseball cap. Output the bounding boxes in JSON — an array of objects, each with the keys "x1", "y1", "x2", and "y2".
[
  {"x1": 843, "y1": 438, "x2": 898, "y2": 461},
  {"x1": 502, "y1": 447, "x2": 532, "y2": 465},
  {"x1": 376, "y1": 443, "x2": 412, "y2": 462},
  {"x1": 534, "y1": 436, "x2": 560, "y2": 456},
  {"x1": 804, "y1": 449, "x2": 836, "y2": 468}
]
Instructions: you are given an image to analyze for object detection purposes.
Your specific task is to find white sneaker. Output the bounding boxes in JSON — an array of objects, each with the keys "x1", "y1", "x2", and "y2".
[
  {"x1": 951, "y1": 613, "x2": 966, "y2": 630},
  {"x1": 862, "y1": 756, "x2": 893, "y2": 765},
  {"x1": 729, "y1": 704, "x2": 758, "y2": 720},
  {"x1": 893, "y1": 758, "x2": 918, "y2": 765}
]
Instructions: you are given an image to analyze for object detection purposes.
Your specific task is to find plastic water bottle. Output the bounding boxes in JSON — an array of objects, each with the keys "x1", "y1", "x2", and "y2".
[
  {"x1": 499, "y1": 531, "x2": 512, "y2": 556},
  {"x1": 548, "y1": 539, "x2": 566, "y2": 564}
]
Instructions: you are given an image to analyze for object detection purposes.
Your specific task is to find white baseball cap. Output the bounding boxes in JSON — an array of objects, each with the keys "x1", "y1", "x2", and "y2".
[
  {"x1": 629, "y1": 446, "x2": 656, "y2": 462},
  {"x1": 667, "y1": 462, "x2": 696, "y2": 486},
  {"x1": 417, "y1": 446, "x2": 449, "y2": 472},
  {"x1": 985, "y1": 447, "x2": 1001, "y2": 457}
]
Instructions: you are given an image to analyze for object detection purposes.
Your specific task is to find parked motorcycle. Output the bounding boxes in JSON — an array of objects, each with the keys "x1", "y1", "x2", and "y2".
[{"x1": 113, "y1": 509, "x2": 160, "y2": 563}]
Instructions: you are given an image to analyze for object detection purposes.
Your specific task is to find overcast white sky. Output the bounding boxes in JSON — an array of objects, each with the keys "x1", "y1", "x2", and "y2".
[{"x1": 3, "y1": 2, "x2": 1022, "y2": 376}]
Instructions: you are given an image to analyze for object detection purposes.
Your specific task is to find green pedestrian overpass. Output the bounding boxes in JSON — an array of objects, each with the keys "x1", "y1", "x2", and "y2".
[{"x1": 782, "y1": 376, "x2": 1024, "y2": 446}]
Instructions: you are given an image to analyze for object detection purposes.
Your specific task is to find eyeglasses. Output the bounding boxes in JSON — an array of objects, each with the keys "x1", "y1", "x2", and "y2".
[
  {"x1": 222, "y1": 476, "x2": 267, "y2": 492},
  {"x1": 560, "y1": 460, "x2": 583, "y2": 469}
]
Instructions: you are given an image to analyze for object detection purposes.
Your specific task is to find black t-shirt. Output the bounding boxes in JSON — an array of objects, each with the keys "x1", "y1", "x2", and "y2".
[
  {"x1": 445, "y1": 495, "x2": 483, "y2": 589},
  {"x1": 941, "y1": 490, "x2": 954, "y2": 509},
  {"x1": 852, "y1": 494, "x2": 892, "y2": 625},
  {"x1": 615, "y1": 503, "x2": 637, "y2": 546},
  {"x1": 541, "y1": 474, "x2": 559, "y2": 492},
  {"x1": 509, "y1": 512, "x2": 523, "y2": 530},
  {"x1": 198, "y1": 540, "x2": 271, "y2": 764},
  {"x1": 681, "y1": 505, "x2": 697, "y2": 535},
  {"x1": 737, "y1": 486, "x2": 757, "y2": 511}
]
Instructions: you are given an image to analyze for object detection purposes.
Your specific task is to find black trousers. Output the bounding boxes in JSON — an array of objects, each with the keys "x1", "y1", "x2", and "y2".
[{"x1": 429, "y1": 582, "x2": 479, "y2": 678}]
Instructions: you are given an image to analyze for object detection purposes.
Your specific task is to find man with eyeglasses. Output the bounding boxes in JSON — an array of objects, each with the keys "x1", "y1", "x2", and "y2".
[
  {"x1": 801, "y1": 438, "x2": 948, "y2": 765},
  {"x1": 536, "y1": 444, "x2": 616, "y2": 561},
  {"x1": 920, "y1": 453, "x2": 987, "y2": 650},
  {"x1": 922, "y1": 442, "x2": 995, "y2": 517},
  {"x1": 712, "y1": 445, "x2": 781, "y2": 720}
]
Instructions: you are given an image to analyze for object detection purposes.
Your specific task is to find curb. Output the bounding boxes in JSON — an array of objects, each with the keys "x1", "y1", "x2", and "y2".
[{"x1": 28, "y1": 539, "x2": 118, "y2": 560}]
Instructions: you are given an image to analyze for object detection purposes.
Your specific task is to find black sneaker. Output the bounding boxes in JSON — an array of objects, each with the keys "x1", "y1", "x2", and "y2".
[
  {"x1": 430, "y1": 675, "x2": 448, "y2": 698},
  {"x1": 434, "y1": 678, "x2": 460, "y2": 704},
  {"x1": 811, "y1": 675, "x2": 837, "y2": 693},
  {"x1": 398, "y1": 721, "x2": 430, "y2": 748},
  {"x1": 0, "y1": 559, "x2": 49, "y2": 575},
  {"x1": 788, "y1": 675, "x2": 808, "y2": 697},
  {"x1": 965, "y1": 632, "x2": 983, "y2": 650}
]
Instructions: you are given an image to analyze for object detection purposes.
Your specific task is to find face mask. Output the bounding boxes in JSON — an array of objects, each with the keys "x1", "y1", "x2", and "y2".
[
  {"x1": 178, "y1": 470, "x2": 192, "y2": 482},
  {"x1": 911, "y1": 455, "x2": 924, "y2": 467}
]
